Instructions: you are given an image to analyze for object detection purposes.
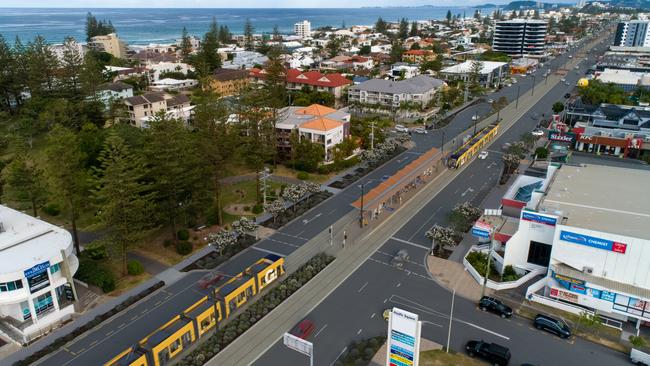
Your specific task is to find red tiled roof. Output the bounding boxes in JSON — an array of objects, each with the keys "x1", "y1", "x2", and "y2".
[
  {"x1": 249, "y1": 68, "x2": 351, "y2": 88},
  {"x1": 404, "y1": 50, "x2": 434, "y2": 56}
]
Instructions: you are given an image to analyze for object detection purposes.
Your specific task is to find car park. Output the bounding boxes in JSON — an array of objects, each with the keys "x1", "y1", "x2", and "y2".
[
  {"x1": 478, "y1": 151, "x2": 489, "y2": 160},
  {"x1": 478, "y1": 296, "x2": 512, "y2": 318},
  {"x1": 533, "y1": 314, "x2": 571, "y2": 339},
  {"x1": 394, "y1": 124, "x2": 408, "y2": 133},
  {"x1": 466, "y1": 340, "x2": 511, "y2": 366}
]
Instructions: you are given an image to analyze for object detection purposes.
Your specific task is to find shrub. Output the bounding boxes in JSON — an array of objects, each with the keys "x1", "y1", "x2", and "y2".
[
  {"x1": 175, "y1": 241, "x2": 193, "y2": 255},
  {"x1": 177, "y1": 229, "x2": 190, "y2": 241},
  {"x1": 252, "y1": 204, "x2": 263, "y2": 214},
  {"x1": 42, "y1": 203, "x2": 61, "y2": 216},
  {"x1": 535, "y1": 147, "x2": 549, "y2": 159},
  {"x1": 75, "y1": 258, "x2": 116, "y2": 293},
  {"x1": 297, "y1": 171, "x2": 310, "y2": 180},
  {"x1": 502, "y1": 265, "x2": 520, "y2": 282},
  {"x1": 630, "y1": 335, "x2": 647, "y2": 348},
  {"x1": 127, "y1": 260, "x2": 145, "y2": 276},
  {"x1": 85, "y1": 241, "x2": 108, "y2": 260}
]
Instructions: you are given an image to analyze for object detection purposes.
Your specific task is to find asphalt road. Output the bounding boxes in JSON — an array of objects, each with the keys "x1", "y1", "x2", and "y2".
[
  {"x1": 35, "y1": 32, "x2": 615, "y2": 366},
  {"x1": 253, "y1": 35, "x2": 629, "y2": 365}
]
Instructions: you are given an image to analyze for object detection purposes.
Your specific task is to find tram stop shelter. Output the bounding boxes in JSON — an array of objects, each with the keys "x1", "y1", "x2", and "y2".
[{"x1": 352, "y1": 147, "x2": 441, "y2": 225}]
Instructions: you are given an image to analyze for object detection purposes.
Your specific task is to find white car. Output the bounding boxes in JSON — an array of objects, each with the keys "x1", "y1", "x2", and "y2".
[
  {"x1": 478, "y1": 151, "x2": 489, "y2": 160},
  {"x1": 394, "y1": 124, "x2": 408, "y2": 133},
  {"x1": 531, "y1": 129, "x2": 545, "y2": 137},
  {"x1": 487, "y1": 99, "x2": 494, "y2": 104},
  {"x1": 560, "y1": 78, "x2": 566, "y2": 82},
  {"x1": 414, "y1": 127, "x2": 427, "y2": 135},
  {"x1": 471, "y1": 114, "x2": 480, "y2": 121}
]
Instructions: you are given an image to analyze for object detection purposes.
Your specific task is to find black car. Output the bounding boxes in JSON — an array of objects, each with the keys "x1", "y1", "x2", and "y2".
[
  {"x1": 564, "y1": 93, "x2": 571, "y2": 98},
  {"x1": 479, "y1": 296, "x2": 513, "y2": 318},
  {"x1": 466, "y1": 340, "x2": 511, "y2": 366},
  {"x1": 533, "y1": 314, "x2": 572, "y2": 338}
]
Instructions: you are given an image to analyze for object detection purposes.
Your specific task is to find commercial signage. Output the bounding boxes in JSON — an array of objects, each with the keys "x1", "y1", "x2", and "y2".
[
  {"x1": 548, "y1": 131, "x2": 575, "y2": 143},
  {"x1": 471, "y1": 227, "x2": 490, "y2": 238},
  {"x1": 387, "y1": 307, "x2": 421, "y2": 366},
  {"x1": 521, "y1": 211, "x2": 557, "y2": 226},
  {"x1": 559, "y1": 230, "x2": 627, "y2": 254},
  {"x1": 283, "y1": 332, "x2": 313, "y2": 358},
  {"x1": 24, "y1": 261, "x2": 50, "y2": 279},
  {"x1": 550, "y1": 287, "x2": 579, "y2": 303},
  {"x1": 552, "y1": 271, "x2": 585, "y2": 286}
]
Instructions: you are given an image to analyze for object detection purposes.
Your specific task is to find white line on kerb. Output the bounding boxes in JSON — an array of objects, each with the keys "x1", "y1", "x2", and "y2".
[
  {"x1": 458, "y1": 320, "x2": 510, "y2": 341},
  {"x1": 330, "y1": 347, "x2": 347, "y2": 366},
  {"x1": 390, "y1": 237, "x2": 430, "y2": 250},
  {"x1": 358, "y1": 282, "x2": 368, "y2": 293}
]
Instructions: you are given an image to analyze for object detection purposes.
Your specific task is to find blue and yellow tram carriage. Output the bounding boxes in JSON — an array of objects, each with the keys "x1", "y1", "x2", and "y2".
[
  {"x1": 104, "y1": 254, "x2": 285, "y2": 366},
  {"x1": 447, "y1": 123, "x2": 499, "y2": 169}
]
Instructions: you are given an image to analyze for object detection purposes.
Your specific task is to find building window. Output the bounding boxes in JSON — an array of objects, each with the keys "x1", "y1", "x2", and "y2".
[
  {"x1": 50, "y1": 263, "x2": 60, "y2": 275},
  {"x1": 527, "y1": 240, "x2": 552, "y2": 267},
  {"x1": 33, "y1": 292, "x2": 54, "y2": 316},
  {"x1": 0, "y1": 279, "x2": 24, "y2": 292},
  {"x1": 27, "y1": 271, "x2": 50, "y2": 293}
]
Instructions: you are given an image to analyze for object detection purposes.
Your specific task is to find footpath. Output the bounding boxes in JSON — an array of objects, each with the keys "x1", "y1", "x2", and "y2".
[{"x1": 205, "y1": 49, "x2": 580, "y2": 365}]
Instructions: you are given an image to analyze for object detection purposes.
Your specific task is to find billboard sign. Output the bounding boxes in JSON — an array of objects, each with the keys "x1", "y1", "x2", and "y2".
[
  {"x1": 471, "y1": 227, "x2": 490, "y2": 238},
  {"x1": 548, "y1": 131, "x2": 575, "y2": 143},
  {"x1": 521, "y1": 211, "x2": 557, "y2": 226},
  {"x1": 387, "y1": 307, "x2": 421, "y2": 366},
  {"x1": 283, "y1": 333, "x2": 313, "y2": 358},
  {"x1": 24, "y1": 261, "x2": 50, "y2": 279},
  {"x1": 559, "y1": 230, "x2": 627, "y2": 254},
  {"x1": 550, "y1": 287, "x2": 579, "y2": 303}
]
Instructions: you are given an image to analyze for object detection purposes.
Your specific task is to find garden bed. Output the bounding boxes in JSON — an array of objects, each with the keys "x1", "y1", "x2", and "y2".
[
  {"x1": 181, "y1": 234, "x2": 258, "y2": 271},
  {"x1": 176, "y1": 253, "x2": 335, "y2": 366},
  {"x1": 333, "y1": 336, "x2": 386, "y2": 366},
  {"x1": 259, "y1": 191, "x2": 333, "y2": 230},
  {"x1": 14, "y1": 281, "x2": 164, "y2": 366}
]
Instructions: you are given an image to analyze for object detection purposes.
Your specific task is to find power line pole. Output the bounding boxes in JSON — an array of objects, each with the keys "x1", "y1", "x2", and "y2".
[{"x1": 480, "y1": 236, "x2": 493, "y2": 299}]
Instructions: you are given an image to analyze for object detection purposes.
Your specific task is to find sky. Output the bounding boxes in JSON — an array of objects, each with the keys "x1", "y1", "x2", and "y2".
[{"x1": 0, "y1": 0, "x2": 511, "y2": 7}]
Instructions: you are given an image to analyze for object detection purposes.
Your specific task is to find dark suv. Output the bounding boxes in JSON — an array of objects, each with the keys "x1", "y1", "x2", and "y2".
[
  {"x1": 478, "y1": 296, "x2": 513, "y2": 318},
  {"x1": 465, "y1": 340, "x2": 511, "y2": 366},
  {"x1": 533, "y1": 314, "x2": 571, "y2": 338}
]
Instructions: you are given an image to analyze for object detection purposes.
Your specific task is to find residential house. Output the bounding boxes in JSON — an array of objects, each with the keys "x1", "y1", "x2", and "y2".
[
  {"x1": 96, "y1": 82, "x2": 133, "y2": 106},
  {"x1": 222, "y1": 51, "x2": 269, "y2": 69},
  {"x1": 123, "y1": 92, "x2": 193, "y2": 128},
  {"x1": 440, "y1": 60, "x2": 509, "y2": 88},
  {"x1": 389, "y1": 63, "x2": 420, "y2": 80},
  {"x1": 146, "y1": 62, "x2": 194, "y2": 82},
  {"x1": 348, "y1": 75, "x2": 445, "y2": 109},
  {"x1": 402, "y1": 50, "x2": 437, "y2": 64},
  {"x1": 275, "y1": 104, "x2": 351, "y2": 162},
  {"x1": 321, "y1": 55, "x2": 374, "y2": 70},
  {"x1": 149, "y1": 78, "x2": 198, "y2": 92},
  {"x1": 104, "y1": 66, "x2": 148, "y2": 82},
  {"x1": 50, "y1": 40, "x2": 86, "y2": 62},
  {"x1": 89, "y1": 33, "x2": 127, "y2": 59},
  {"x1": 250, "y1": 68, "x2": 353, "y2": 99},
  {"x1": 131, "y1": 50, "x2": 179, "y2": 66},
  {"x1": 208, "y1": 68, "x2": 250, "y2": 97}
]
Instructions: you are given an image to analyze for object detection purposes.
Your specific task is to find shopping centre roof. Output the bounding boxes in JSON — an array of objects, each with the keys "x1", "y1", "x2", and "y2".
[{"x1": 539, "y1": 164, "x2": 650, "y2": 240}]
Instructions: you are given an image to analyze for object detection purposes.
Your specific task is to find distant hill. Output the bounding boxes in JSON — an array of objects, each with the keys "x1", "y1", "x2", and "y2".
[
  {"x1": 607, "y1": 0, "x2": 650, "y2": 8},
  {"x1": 474, "y1": 3, "x2": 498, "y2": 8},
  {"x1": 475, "y1": 1, "x2": 573, "y2": 9}
]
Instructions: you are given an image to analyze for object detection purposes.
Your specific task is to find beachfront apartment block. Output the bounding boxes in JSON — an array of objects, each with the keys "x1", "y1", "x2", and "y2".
[
  {"x1": 0, "y1": 205, "x2": 79, "y2": 344},
  {"x1": 294, "y1": 20, "x2": 311, "y2": 39},
  {"x1": 123, "y1": 92, "x2": 192, "y2": 128},
  {"x1": 492, "y1": 19, "x2": 547, "y2": 58},
  {"x1": 276, "y1": 104, "x2": 350, "y2": 162},
  {"x1": 88, "y1": 33, "x2": 128, "y2": 59}
]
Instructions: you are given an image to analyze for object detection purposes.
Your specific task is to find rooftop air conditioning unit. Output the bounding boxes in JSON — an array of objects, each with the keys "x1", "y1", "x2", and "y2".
[{"x1": 583, "y1": 266, "x2": 593, "y2": 274}]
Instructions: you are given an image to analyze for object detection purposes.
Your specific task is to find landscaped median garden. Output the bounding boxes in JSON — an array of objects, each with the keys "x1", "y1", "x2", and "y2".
[{"x1": 176, "y1": 253, "x2": 335, "y2": 366}]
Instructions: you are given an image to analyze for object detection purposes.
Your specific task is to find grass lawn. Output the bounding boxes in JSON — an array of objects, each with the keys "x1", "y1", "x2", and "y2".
[{"x1": 419, "y1": 349, "x2": 486, "y2": 366}]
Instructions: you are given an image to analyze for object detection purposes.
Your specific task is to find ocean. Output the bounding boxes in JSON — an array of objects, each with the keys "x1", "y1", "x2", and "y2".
[{"x1": 0, "y1": 7, "x2": 492, "y2": 45}]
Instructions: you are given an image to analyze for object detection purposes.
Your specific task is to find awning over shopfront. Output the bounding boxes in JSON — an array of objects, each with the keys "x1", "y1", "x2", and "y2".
[
  {"x1": 552, "y1": 263, "x2": 650, "y2": 300},
  {"x1": 351, "y1": 147, "x2": 441, "y2": 213}
]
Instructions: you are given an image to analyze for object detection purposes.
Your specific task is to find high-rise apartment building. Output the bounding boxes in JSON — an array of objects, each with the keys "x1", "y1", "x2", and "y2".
[
  {"x1": 294, "y1": 20, "x2": 311, "y2": 39},
  {"x1": 492, "y1": 19, "x2": 547, "y2": 58},
  {"x1": 614, "y1": 21, "x2": 650, "y2": 48}
]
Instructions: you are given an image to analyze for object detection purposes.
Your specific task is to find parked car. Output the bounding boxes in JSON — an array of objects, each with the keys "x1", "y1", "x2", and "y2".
[
  {"x1": 478, "y1": 151, "x2": 489, "y2": 160},
  {"x1": 560, "y1": 78, "x2": 566, "y2": 82},
  {"x1": 630, "y1": 347, "x2": 650, "y2": 365},
  {"x1": 293, "y1": 319, "x2": 315, "y2": 339},
  {"x1": 425, "y1": 123, "x2": 434, "y2": 130},
  {"x1": 531, "y1": 129, "x2": 545, "y2": 137},
  {"x1": 487, "y1": 99, "x2": 494, "y2": 104},
  {"x1": 533, "y1": 314, "x2": 571, "y2": 338},
  {"x1": 478, "y1": 296, "x2": 513, "y2": 318},
  {"x1": 465, "y1": 340, "x2": 511, "y2": 366},
  {"x1": 564, "y1": 93, "x2": 571, "y2": 98},
  {"x1": 414, "y1": 127, "x2": 427, "y2": 134},
  {"x1": 395, "y1": 124, "x2": 408, "y2": 133},
  {"x1": 472, "y1": 114, "x2": 480, "y2": 121}
]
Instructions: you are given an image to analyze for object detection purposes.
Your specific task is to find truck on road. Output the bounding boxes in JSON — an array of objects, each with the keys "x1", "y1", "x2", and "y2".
[{"x1": 631, "y1": 347, "x2": 650, "y2": 365}]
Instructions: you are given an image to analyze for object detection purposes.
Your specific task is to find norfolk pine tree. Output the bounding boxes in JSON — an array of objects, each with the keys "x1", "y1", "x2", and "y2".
[{"x1": 2, "y1": 154, "x2": 46, "y2": 217}]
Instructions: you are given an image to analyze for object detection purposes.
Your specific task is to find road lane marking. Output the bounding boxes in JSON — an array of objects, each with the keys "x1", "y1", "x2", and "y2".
[
  {"x1": 406, "y1": 208, "x2": 442, "y2": 241},
  {"x1": 105, "y1": 330, "x2": 114, "y2": 336},
  {"x1": 396, "y1": 283, "x2": 401, "y2": 287},
  {"x1": 371, "y1": 313, "x2": 376, "y2": 319},
  {"x1": 89, "y1": 340, "x2": 97, "y2": 346},
  {"x1": 330, "y1": 347, "x2": 347, "y2": 366},
  {"x1": 263, "y1": 237, "x2": 301, "y2": 248},
  {"x1": 421, "y1": 320, "x2": 444, "y2": 328},
  {"x1": 457, "y1": 320, "x2": 510, "y2": 341},
  {"x1": 389, "y1": 237, "x2": 429, "y2": 250},
  {"x1": 252, "y1": 246, "x2": 287, "y2": 258},
  {"x1": 384, "y1": 298, "x2": 388, "y2": 303},
  {"x1": 357, "y1": 328, "x2": 363, "y2": 335},
  {"x1": 314, "y1": 324, "x2": 328, "y2": 338},
  {"x1": 358, "y1": 282, "x2": 368, "y2": 293}
]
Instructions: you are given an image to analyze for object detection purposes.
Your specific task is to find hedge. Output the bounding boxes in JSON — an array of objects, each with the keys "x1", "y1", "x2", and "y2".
[
  {"x1": 14, "y1": 281, "x2": 164, "y2": 366},
  {"x1": 176, "y1": 253, "x2": 335, "y2": 366},
  {"x1": 333, "y1": 336, "x2": 386, "y2": 366},
  {"x1": 75, "y1": 257, "x2": 116, "y2": 293}
]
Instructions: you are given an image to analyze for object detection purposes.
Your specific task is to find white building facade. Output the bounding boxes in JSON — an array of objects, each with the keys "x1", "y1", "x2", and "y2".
[
  {"x1": 294, "y1": 20, "x2": 311, "y2": 39},
  {"x1": 0, "y1": 205, "x2": 79, "y2": 343}
]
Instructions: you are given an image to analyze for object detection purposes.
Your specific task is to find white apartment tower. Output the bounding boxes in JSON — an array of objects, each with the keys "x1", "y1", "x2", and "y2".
[{"x1": 294, "y1": 20, "x2": 311, "y2": 39}]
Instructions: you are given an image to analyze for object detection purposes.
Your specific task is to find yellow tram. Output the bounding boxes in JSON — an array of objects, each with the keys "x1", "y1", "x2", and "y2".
[
  {"x1": 104, "y1": 254, "x2": 285, "y2": 366},
  {"x1": 447, "y1": 123, "x2": 499, "y2": 169}
]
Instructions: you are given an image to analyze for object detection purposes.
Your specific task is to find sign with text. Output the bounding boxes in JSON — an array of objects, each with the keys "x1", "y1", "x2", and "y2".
[
  {"x1": 387, "y1": 308, "x2": 421, "y2": 366},
  {"x1": 550, "y1": 287, "x2": 579, "y2": 303},
  {"x1": 548, "y1": 131, "x2": 575, "y2": 143},
  {"x1": 521, "y1": 211, "x2": 557, "y2": 226},
  {"x1": 471, "y1": 227, "x2": 491, "y2": 238},
  {"x1": 559, "y1": 230, "x2": 627, "y2": 254},
  {"x1": 24, "y1": 261, "x2": 50, "y2": 279},
  {"x1": 283, "y1": 332, "x2": 313, "y2": 357}
]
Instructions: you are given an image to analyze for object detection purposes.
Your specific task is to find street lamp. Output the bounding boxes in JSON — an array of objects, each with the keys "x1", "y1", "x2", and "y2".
[{"x1": 358, "y1": 180, "x2": 374, "y2": 228}]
